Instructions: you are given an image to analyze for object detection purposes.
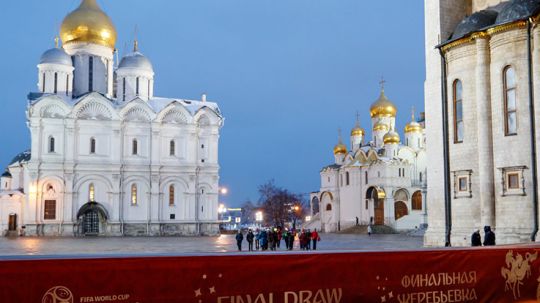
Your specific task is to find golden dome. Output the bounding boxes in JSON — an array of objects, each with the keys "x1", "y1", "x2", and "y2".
[
  {"x1": 370, "y1": 89, "x2": 397, "y2": 118},
  {"x1": 405, "y1": 121, "x2": 423, "y2": 133},
  {"x1": 351, "y1": 126, "x2": 365, "y2": 137},
  {"x1": 373, "y1": 122, "x2": 389, "y2": 132},
  {"x1": 60, "y1": 0, "x2": 117, "y2": 49},
  {"x1": 383, "y1": 131, "x2": 400, "y2": 145},
  {"x1": 333, "y1": 143, "x2": 347, "y2": 155}
]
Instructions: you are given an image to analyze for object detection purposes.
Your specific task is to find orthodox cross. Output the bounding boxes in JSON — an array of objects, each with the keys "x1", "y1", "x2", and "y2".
[{"x1": 379, "y1": 76, "x2": 386, "y2": 90}]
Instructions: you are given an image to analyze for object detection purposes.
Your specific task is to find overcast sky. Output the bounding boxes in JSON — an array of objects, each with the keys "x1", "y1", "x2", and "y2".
[{"x1": 0, "y1": 0, "x2": 425, "y2": 206}]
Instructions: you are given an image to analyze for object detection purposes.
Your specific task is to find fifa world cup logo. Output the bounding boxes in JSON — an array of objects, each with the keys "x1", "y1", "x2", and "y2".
[{"x1": 42, "y1": 286, "x2": 73, "y2": 303}]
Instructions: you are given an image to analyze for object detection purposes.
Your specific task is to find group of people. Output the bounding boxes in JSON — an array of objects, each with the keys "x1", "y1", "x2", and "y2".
[
  {"x1": 471, "y1": 226, "x2": 496, "y2": 246},
  {"x1": 235, "y1": 227, "x2": 320, "y2": 252}
]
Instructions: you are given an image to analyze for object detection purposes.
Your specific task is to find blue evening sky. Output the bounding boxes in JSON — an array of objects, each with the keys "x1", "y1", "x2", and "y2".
[{"x1": 0, "y1": 0, "x2": 425, "y2": 207}]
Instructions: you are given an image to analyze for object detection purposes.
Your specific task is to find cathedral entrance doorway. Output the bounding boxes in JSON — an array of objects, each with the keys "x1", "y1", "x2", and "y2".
[
  {"x1": 367, "y1": 187, "x2": 386, "y2": 225},
  {"x1": 77, "y1": 202, "x2": 109, "y2": 236},
  {"x1": 8, "y1": 214, "x2": 17, "y2": 231},
  {"x1": 394, "y1": 201, "x2": 408, "y2": 220}
]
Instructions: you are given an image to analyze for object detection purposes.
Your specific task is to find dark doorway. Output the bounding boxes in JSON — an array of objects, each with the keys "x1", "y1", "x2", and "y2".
[
  {"x1": 77, "y1": 202, "x2": 109, "y2": 236},
  {"x1": 83, "y1": 211, "x2": 99, "y2": 235},
  {"x1": 8, "y1": 214, "x2": 17, "y2": 231}
]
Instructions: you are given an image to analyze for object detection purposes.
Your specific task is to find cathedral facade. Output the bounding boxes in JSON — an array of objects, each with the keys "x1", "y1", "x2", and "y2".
[
  {"x1": 0, "y1": 0, "x2": 224, "y2": 236},
  {"x1": 309, "y1": 88, "x2": 427, "y2": 232},
  {"x1": 425, "y1": 0, "x2": 540, "y2": 246}
]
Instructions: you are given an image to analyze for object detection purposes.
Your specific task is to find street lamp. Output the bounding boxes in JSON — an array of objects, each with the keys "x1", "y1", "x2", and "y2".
[
  {"x1": 255, "y1": 211, "x2": 263, "y2": 224},
  {"x1": 219, "y1": 187, "x2": 228, "y2": 195}
]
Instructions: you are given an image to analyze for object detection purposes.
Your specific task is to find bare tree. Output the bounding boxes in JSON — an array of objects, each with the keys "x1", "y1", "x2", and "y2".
[{"x1": 258, "y1": 180, "x2": 306, "y2": 228}]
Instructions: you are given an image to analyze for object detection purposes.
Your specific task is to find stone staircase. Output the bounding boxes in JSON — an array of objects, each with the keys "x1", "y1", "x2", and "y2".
[{"x1": 337, "y1": 225, "x2": 368, "y2": 234}]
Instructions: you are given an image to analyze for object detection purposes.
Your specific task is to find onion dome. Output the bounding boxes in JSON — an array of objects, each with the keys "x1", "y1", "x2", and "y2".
[
  {"x1": 383, "y1": 130, "x2": 400, "y2": 145},
  {"x1": 118, "y1": 42, "x2": 154, "y2": 72},
  {"x1": 1, "y1": 170, "x2": 12, "y2": 178},
  {"x1": 452, "y1": 10, "x2": 498, "y2": 40},
  {"x1": 496, "y1": 0, "x2": 540, "y2": 25},
  {"x1": 404, "y1": 108, "x2": 423, "y2": 134},
  {"x1": 333, "y1": 142, "x2": 348, "y2": 155},
  {"x1": 370, "y1": 89, "x2": 397, "y2": 118},
  {"x1": 40, "y1": 47, "x2": 72, "y2": 66},
  {"x1": 373, "y1": 121, "x2": 389, "y2": 132},
  {"x1": 350, "y1": 113, "x2": 365, "y2": 137},
  {"x1": 60, "y1": 0, "x2": 117, "y2": 49}
]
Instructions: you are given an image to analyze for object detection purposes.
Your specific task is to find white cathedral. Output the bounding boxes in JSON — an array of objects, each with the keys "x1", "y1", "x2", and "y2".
[
  {"x1": 0, "y1": 0, "x2": 224, "y2": 236},
  {"x1": 308, "y1": 87, "x2": 427, "y2": 232}
]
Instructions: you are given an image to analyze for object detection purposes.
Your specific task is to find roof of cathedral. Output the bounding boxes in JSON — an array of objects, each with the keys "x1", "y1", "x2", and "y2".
[
  {"x1": 370, "y1": 89, "x2": 397, "y2": 118},
  {"x1": 496, "y1": 0, "x2": 540, "y2": 24},
  {"x1": 452, "y1": 10, "x2": 498, "y2": 40},
  {"x1": 1, "y1": 170, "x2": 12, "y2": 178},
  {"x1": 9, "y1": 150, "x2": 31, "y2": 166},
  {"x1": 40, "y1": 48, "x2": 73, "y2": 66},
  {"x1": 118, "y1": 48, "x2": 154, "y2": 72}
]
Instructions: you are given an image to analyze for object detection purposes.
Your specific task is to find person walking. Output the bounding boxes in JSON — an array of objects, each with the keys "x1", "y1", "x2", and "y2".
[
  {"x1": 289, "y1": 229, "x2": 296, "y2": 250},
  {"x1": 356, "y1": 217, "x2": 359, "y2": 226},
  {"x1": 276, "y1": 227, "x2": 282, "y2": 249},
  {"x1": 305, "y1": 230, "x2": 312, "y2": 250},
  {"x1": 259, "y1": 229, "x2": 268, "y2": 250},
  {"x1": 471, "y1": 230, "x2": 481, "y2": 247},
  {"x1": 367, "y1": 224, "x2": 372, "y2": 237},
  {"x1": 282, "y1": 229, "x2": 289, "y2": 250},
  {"x1": 235, "y1": 230, "x2": 244, "y2": 251},
  {"x1": 483, "y1": 226, "x2": 496, "y2": 246},
  {"x1": 311, "y1": 228, "x2": 320, "y2": 250},
  {"x1": 246, "y1": 229, "x2": 254, "y2": 251}
]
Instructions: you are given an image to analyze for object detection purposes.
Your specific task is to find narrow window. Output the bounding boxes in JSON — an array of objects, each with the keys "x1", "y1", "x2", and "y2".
[
  {"x1": 420, "y1": 172, "x2": 423, "y2": 182},
  {"x1": 132, "y1": 139, "x2": 138, "y2": 155},
  {"x1": 90, "y1": 138, "x2": 96, "y2": 154},
  {"x1": 504, "y1": 66, "x2": 517, "y2": 135},
  {"x1": 148, "y1": 80, "x2": 151, "y2": 99},
  {"x1": 170, "y1": 140, "x2": 175, "y2": 156},
  {"x1": 44, "y1": 200, "x2": 56, "y2": 220},
  {"x1": 326, "y1": 204, "x2": 332, "y2": 211},
  {"x1": 169, "y1": 185, "x2": 175, "y2": 206},
  {"x1": 54, "y1": 72, "x2": 58, "y2": 94},
  {"x1": 340, "y1": 174, "x2": 343, "y2": 187},
  {"x1": 48, "y1": 137, "x2": 55, "y2": 153},
  {"x1": 453, "y1": 80, "x2": 464, "y2": 143},
  {"x1": 42, "y1": 73, "x2": 46, "y2": 92},
  {"x1": 88, "y1": 56, "x2": 94, "y2": 91},
  {"x1": 346, "y1": 172, "x2": 350, "y2": 186},
  {"x1": 365, "y1": 171, "x2": 368, "y2": 185},
  {"x1": 89, "y1": 183, "x2": 95, "y2": 201},
  {"x1": 136, "y1": 77, "x2": 140, "y2": 96},
  {"x1": 458, "y1": 176, "x2": 468, "y2": 192},
  {"x1": 122, "y1": 78, "x2": 126, "y2": 101},
  {"x1": 131, "y1": 184, "x2": 137, "y2": 205},
  {"x1": 66, "y1": 75, "x2": 70, "y2": 96}
]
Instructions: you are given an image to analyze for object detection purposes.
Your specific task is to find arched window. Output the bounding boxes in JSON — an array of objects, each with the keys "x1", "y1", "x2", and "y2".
[
  {"x1": 42, "y1": 73, "x2": 46, "y2": 92},
  {"x1": 136, "y1": 77, "x2": 140, "y2": 96},
  {"x1": 419, "y1": 172, "x2": 423, "y2": 183},
  {"x1": 504, "y1": 66, "x2": 517, "y2": 135},
  {"x1": 365, "y1": 171, "x2": 368, "y2": 185},
  {"x1": 131, "y1": 184, "x2": 138, "y2": 205},
  {"x1": 169, "y1": 185, "x2": 175, "y2": 206},
  {"x1": 169, "y1": 140, "x2": 175, "y2": 156},
  {"x1": 453, "y1": 80, "x2": 464, "y2": 143},
  {"x1": 90, "y1": 138, "x2": 96, "y2": 154},
  {"x1": 412, "y1": 191, "x2": 422, "y2": 210},
  {"x1": 132, "y1": 139, "x2": 138, "y2": 155},
  {"x1": 48, "y1": 136, "x2": 55, "y2": 153},
  {"x1": 346, "y1": 172, "x2": 350, "y2": 186},
  {"x1": 326, "y1": 204, "x2": 332, "y2": 211},
  {"x1": 54, "y1": 72, "x2": 58, "y2": 94},
  {"x1": 89, "y1": 183, "x2": 95, "y2": 201},
  {"x1": 122, "y1": 78, "x2": 126, "y2": 101},
  {"x1": 88, "y1": 56, "x2": 94, "y2": 91}
]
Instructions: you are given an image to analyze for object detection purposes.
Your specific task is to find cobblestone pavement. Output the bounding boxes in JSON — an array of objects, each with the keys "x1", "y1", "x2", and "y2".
[{"x1": 0, "y1": 233, "x2": 424, "y2": 257}]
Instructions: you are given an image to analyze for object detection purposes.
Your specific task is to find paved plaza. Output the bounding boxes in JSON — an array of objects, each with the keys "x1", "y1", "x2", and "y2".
[{"x1": 0, "y1": 233, "x2": 424, "y2": 257}]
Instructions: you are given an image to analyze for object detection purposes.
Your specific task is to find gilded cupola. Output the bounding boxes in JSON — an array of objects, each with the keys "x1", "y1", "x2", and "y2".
[
  {"x1": 60, "y1": 0, "x2": 117, "y2": 49},
  {"x1": 404, "y1": 108, "x2": 423, "y2": 134},
  {"x1": 370, "y1": 87, "x2": 397, "y2": 118},
  {"x1": 333, "y1": 130, "x2": 348, "y2": 155},
  {"x1": 383, "y1": 130, "x2": 400, "y2": 145},
  {"x1": 350, "y1": 113, "x2": 365, "y2": 137},
  {"x1": 373, "y1": 121, "x2": 389, "y2": 132}
]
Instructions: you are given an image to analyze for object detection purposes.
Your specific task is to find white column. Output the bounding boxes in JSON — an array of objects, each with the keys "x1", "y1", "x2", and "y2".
[
  {"x1": 475, "y1": 37, "x2": 495, "y2": 228},
  {"x1": 533, "y1": 27, "x2": 540, "y2": 241}
]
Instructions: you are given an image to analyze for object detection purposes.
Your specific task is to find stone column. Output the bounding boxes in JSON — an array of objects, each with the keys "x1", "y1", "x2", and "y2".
[
  {"x1": 475, "y1": 37, "x2": 495, "y2": 228},
  {"x1": 533, "y1": 26, "x2": 540, "y2": 241}
]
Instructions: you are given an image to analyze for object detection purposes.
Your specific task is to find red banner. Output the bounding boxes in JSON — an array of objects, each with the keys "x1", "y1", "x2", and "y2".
[{"x1": 2, "y1": 246, "x2": 540, "y2": 302}]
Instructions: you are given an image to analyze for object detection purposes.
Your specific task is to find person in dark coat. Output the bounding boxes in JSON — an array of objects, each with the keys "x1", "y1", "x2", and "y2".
[
  {"x1": 483, "y1": 226, "x2": 496, "y2": 246},
  {"x1": 471, "y1": 230, "x2": 481, "y2": 247},
  {"x1": 235, "y1": 230, "x2": 244, "y2": 251},
  {"x1": 246, "y1": 229, "x2": 254, "y2": 251}
]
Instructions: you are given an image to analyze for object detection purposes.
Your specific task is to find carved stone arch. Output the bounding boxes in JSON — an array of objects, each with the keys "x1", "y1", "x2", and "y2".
[
  {"x1": 157, "y1": 104, "x2": 191, "y2": 124},
  {"x1": 159, "y1": 176, "x2": 190, "y2": 193},
  {"x1": 74, "y1": 174, "x2": 114, "y2": 193},
  {"x1": 123, "y1": 106, "x2": 152, "y2": 122},
  {"x1": 355, "y1": 150, "x2": 368, "y2": 163},
  {"x1": 123, "y1": 175, "x2": 151, "y2": 191},
  {"x1": 393, "y1": 188, "x2": 409, "y2": 202},
  {"x1": 194, "y1": 107, "x2": 221, "y2": 126},
  {"x1": 41, "y1": 104, "x2": 69, "y2": 118},
  {"x1": 75, "y1": 102, "x2": 113, "y2": 120},
  {"x1": 367, "y1": 150, "x2": 379, "y2": 162},
  {"x1": 38, "y1": 175, "x2": 65, "y2": 199}
]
